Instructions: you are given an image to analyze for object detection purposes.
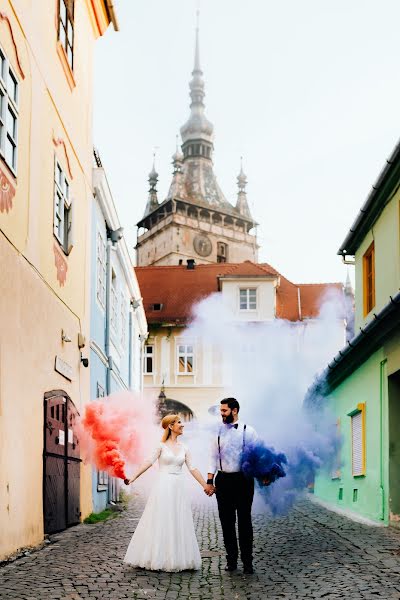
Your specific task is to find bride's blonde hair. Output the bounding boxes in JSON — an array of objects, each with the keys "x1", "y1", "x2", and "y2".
[{"x1": 161, "y1": 414, "x2": 179, "y2": 442}]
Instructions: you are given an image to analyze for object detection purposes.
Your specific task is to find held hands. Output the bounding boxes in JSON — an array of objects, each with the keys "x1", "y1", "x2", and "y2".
[{"x1": 203, "y1": 483, "x2": 215, "y2": 497}]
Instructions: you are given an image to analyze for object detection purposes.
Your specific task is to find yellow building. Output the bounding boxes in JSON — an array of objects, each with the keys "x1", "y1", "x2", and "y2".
[
  {"x1": 136, "y1": 261, "x2": 347, "y2": 420},
  {"x1": 313, "y1": 138, "x2": 400, "y2": 525},
  {"x1": 0, "y1": 0, "x2": 118, "y2": 559}
]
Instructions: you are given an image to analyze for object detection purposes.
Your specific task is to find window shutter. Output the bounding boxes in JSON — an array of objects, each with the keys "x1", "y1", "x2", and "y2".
[{"x1": 351, "y1": 411, "x2": 363, "y2": 476}]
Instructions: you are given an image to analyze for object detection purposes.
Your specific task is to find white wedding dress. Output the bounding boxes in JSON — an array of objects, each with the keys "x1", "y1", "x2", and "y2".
[{"x1": 124, "y1": 442, "x2": 202, "y2": 572}]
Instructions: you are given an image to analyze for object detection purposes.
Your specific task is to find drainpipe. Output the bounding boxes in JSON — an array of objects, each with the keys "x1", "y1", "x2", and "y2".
[
  {"x1": 379, "y1": 359, "x2": 388, "y2": 521},
  {"x1": 105, "y1": 239, "x2": 112, "y2": 396},
  {"x1": 139, "y1": 334, "x2": 146, "y2": 392},
  {"x1": 128, "y1": 306, "x2": 133, "y2": 390}
]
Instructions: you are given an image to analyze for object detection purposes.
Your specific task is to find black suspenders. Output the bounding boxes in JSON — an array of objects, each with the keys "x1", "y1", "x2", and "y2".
[{"x1": 217, "y1": 424, "x2": 246, "y2": 472}]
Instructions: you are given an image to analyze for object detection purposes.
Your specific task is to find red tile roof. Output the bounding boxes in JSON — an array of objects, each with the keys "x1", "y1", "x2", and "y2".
[{"x1": 134, "y1": 261, "x2": 344, "y2": 325}]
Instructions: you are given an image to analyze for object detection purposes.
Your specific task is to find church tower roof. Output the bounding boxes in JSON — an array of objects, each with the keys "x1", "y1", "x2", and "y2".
[
  {"x1": 180, "y1": 14, "x2": 214, "y2": 147},
  {"x1": 136, "y1": 15, "x2": 258, "y2": 267}
]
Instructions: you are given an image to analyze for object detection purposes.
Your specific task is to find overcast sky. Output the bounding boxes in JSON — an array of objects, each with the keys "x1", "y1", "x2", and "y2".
[{"x1": 93, "y1": 1, "x2": 400, "y2": 287}]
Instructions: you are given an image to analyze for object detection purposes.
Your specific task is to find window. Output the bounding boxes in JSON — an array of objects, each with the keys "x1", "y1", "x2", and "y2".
[
  {"x1": 349, "y1": 403, "x2": 366, "y2": 477},
  {"x1": 120, "y1": 295, "x2": 127, "y2": 347},
  {"x1": 58, "y1": 0, "x2": 74, "y2": 70},
  {"x1": 96, "y1": 231, "x2": 106, "y2": 307},
  {"x1": 110, "y1": 270, "x2": 118, "y2": 332},
  {"x1": 239, "y1": 288, "x2": 257, "y2": 311},
  {"x1": 0, "y1": 45, "x2": 19, "y2": 174},
  {"x1": 96, "y1": 383, "x2": 105, "y2": 398},
  {"x1": 217, "y1": 242, "x2": 228, "y2": 263},
  {"x1": 363, "y1": 242, "x2": 375, "y2": 316},
  {"x1": 53, "y1": 159, "x2": 73, "y2": 254},
  {"x1": 178, "y1": 344, "x2": 194, "y2": 374},
  {"x1": 143, "y1": 345, "x2": 154, "y2": 374}
]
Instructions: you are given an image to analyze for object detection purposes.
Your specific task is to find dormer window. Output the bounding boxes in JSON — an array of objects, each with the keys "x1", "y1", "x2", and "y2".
[
  {"x1": 239, "y1": 288, "x2": 257, "y2": 311},
  {"x1": 152, "y1": 303, "x2": 163, "y2": 311}
]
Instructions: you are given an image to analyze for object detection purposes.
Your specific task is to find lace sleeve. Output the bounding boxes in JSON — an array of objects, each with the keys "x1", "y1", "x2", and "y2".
[
  {"x1": 148, "y1": 443, "x2": 162, "y2": 465},
  {"x1": 185, "y1": 446, "x2": 196, "y2": 472}
]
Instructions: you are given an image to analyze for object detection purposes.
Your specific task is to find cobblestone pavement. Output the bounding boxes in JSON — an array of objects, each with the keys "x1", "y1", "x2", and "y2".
[{"x1": 1, "y1": 495, "x2": 400, "y2": 600}]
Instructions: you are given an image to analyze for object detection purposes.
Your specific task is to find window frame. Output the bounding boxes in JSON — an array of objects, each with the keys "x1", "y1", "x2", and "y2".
[
  {"x1": 348, "y1": 403, "x2": 366, "y2": 477},
  {"x1": 0, "y1": 44, "x2": 19, "y2": 176},
  {"x1": 143, "y1": 344, "x2": 154, "y2": 374},
  {"x1": 177, "y1": 343, "x2": 195, "y2": 375},
  {"x1": 217, "y1": 242, "x2": 228, "y2": 263},
  {"x1": 53, "y1": 157, "x2": 73, "y2": 255},
  {"x1": 58, "y1": 0, "x2": 75, "y2": 71},
  {"x1": 363, "y1": 242, "x2": 375, "y2": 317},
  {"x1": 120, "y1": 293, "x2": 127, "y2": 348},
  {"x1": 239, "y1": 287, "x2": 257, "y2": 312},
  {"x1": 110, "y1": 270, "x2": 118, "y2": 333},
  {"x1": 96, "y1": 230, "x2": 106, "y2": 309}
]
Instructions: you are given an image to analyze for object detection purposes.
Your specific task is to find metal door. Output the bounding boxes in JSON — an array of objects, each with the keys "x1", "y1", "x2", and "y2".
[{"x1": 43, "y1": 392, "x2": 81, "y2": 534}]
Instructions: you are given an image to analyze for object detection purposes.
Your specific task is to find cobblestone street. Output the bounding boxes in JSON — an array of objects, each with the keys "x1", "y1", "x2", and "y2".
[{"x1": 1, "y1": 496, "x2": 400, "y2": 600}]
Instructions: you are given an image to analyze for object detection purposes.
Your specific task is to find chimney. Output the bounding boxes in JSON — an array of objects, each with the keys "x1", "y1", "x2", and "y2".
[{"x1": 186, "y1": 259, "x2": 196, "y2": 270}]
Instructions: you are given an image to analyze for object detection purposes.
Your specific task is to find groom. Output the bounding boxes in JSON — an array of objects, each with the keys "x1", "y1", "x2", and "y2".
[{"x1": 205, "y1": 398, "x2": 258, "y2": 575}]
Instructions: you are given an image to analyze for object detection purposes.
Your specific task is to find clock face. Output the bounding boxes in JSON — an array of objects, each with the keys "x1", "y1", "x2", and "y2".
[{"x1": 193, "y1": 234, "x2": 212, "y2": 257}]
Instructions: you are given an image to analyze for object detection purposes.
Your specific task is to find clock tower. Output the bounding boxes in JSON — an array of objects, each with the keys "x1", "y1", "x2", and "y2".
[{"x1": 136, "y1": 23, "x2": 258, "y2": 267}]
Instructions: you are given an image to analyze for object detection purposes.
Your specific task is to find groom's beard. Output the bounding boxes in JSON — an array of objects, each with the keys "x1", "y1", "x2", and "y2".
[{"x1": 222, "y1": 413, "x2": 234, "y2": 424}]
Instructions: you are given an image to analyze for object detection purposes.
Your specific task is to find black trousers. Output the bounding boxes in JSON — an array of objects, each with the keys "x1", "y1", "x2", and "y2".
[{"x1": 215, "y1": 471, "x2": 254, "y2": 566}]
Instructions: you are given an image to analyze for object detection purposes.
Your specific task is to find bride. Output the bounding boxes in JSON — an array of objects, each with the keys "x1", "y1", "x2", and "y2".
[{"x1": 123, "y1": 414, "x2": 209, "y2": 572}]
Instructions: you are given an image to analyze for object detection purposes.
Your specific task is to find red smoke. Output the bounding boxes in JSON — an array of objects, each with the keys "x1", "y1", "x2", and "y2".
[{"x1": 79, "y1": 392, "x2": 157, "y2": 480}]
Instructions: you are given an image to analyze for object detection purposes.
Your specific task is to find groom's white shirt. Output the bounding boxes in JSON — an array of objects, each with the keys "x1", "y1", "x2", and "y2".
[{"x1": 208, "y1": 421, "x2": 257, "y2": 474}]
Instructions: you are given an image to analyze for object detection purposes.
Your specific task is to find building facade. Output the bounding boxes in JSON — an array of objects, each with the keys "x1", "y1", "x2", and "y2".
[
  {"x1": 0, "y1": 0, "x2": 118, "y2": 559},
  {"x1": 312, "y1": 139, "x2": 400, "y2": 526},
  {"x1": 91, "y1": 151, "x2": 147, "y2": 513},
  {"x1": 136, "y1": 261, "x2": 349, "y2": 420},
  {"x1": 136, "y1": 26, "x2": 258, "y2": 267}
]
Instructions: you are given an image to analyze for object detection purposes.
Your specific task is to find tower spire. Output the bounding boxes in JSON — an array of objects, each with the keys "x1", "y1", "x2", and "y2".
[
  {"x1": 180, "y1": 13, "x2": 214, "y2": 151},
  {"x1": 235, "y1": 158, "x2": 252, "y2": 219},
  {"x1": 143, "y1": 153, "x2": 159, "y2": 216}
]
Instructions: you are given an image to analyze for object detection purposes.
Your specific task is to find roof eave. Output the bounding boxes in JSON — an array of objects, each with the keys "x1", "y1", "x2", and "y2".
[
  {"x1": 312, "y1": 291, "x2": 400, "y2": 394},
  {"x1": 338, "y1": 138, "x2": 400, "y2": 256}
]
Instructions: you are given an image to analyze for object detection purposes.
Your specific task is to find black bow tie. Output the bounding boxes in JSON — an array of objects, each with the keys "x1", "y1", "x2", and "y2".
[{"x1": 232, "y1": 424, "x2": 239, "y2": 429}]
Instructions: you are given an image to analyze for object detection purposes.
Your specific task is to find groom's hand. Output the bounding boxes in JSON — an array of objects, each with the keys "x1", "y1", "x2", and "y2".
[{"x1": 204, "y1": 484, "x2": 215, "y2": 496}]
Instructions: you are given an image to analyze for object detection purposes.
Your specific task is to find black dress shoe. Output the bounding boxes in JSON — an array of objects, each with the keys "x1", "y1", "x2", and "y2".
[
  {"x1": 243, "y1": 565, "x2": 254, "y2": 574},
  {"x1": 224, "y1": 564, "x2": 237, "y2": 572}
]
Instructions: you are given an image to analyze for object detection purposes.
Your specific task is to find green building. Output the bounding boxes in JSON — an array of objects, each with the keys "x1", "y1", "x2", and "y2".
[{"x1": 313, "y1": 140, "x2": 400, "y2": 526}]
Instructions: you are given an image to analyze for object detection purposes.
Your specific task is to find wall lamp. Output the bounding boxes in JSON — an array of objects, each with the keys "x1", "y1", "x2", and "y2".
[
  {"x1": 109, "y1": 227, "x2": 124, "y2": 244},
  {"x1": 131, "y1": 298, "x2": 142, "y2": 310},
  {"x1": 80, "y1": 353, "x2": 89, "y2": 368}
]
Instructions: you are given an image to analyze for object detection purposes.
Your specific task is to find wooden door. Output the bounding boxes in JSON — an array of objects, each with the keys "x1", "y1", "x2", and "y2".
[{"x1": 43, "y1": 392, "x2": 81, "y2": 534}]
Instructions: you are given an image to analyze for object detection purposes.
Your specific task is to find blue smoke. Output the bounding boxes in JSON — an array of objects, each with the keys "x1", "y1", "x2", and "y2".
[{"x1": 241, "y1": 441, "x2": 287, "y2": 484}]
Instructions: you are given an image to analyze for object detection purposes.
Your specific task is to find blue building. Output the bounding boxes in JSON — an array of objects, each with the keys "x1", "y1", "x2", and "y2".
[{"x1": 90, "y1": 149, "x2": 147, "y2": 513}]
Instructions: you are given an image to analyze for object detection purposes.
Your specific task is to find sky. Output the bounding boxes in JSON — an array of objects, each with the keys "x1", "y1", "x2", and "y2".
[{"x1": 93, "y1": 1, "x2": 400, "y2": 287}]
